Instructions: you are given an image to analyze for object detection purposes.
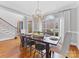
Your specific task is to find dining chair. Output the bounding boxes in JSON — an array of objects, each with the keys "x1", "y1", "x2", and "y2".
[
  {"x1": 33, "y1": 43, "x2": 46, "y2": 58},
  {"x1": 24, "y1": 36, "x2": 36, "y2": 56},
  {"x1": 20, "y1": 34, "x2": 36, "y2": 56},
  {"x1": 32, "y1": 36, "x2": 46, "y2": 58},
  {"x1": 20, "y1": 34, "x2": 25, "y2": 47},
  {"x1": 26, "y1": 40, "x2": 36, "y2": 56}
]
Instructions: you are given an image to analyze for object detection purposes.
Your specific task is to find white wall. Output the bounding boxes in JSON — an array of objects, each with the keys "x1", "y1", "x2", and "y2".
[
  {"x1": 70, "y1": 8, "x2": 78, "y2": 45},
  {"x1": 63, "y1": 4, "x2": 79, "y2": 48},
  {"x1": 55, "y1": 4, "x2": 79, "y2": 48},
  {"x1": 77, "y1": 7, "x2": 79, "y2": 49},
  {"x1": 0, "y1": 7, "x2": 24, "y2": 27},
  {"x1": 0, "y1": 8, "x2": 24, "y2": 41}
]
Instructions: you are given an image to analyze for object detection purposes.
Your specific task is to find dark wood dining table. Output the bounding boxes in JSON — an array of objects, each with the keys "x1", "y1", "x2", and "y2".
[{"x1": 21, "y1": 34, "x2": 59, "y2": 58}]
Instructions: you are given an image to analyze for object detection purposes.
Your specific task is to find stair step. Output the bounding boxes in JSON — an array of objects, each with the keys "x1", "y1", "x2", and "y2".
[{"x1": 0, "y1": 18, "x2": 17, "y2": 41}]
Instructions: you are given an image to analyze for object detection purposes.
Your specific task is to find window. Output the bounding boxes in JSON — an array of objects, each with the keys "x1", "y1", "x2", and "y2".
[
  {"x1": 20, "y1": 21, "x2": 23, "y2": 29},
  {"x1": 42, "y1": 15, "x2": 60, "y2": 37},
  {"x1": 28, "y1": 21, "x2": 32, "y2": 33}
]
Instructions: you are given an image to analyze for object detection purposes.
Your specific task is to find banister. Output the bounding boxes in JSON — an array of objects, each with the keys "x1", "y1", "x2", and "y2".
[{"x1": 0, "y1": 17, "x2": 17, "y2": 29}]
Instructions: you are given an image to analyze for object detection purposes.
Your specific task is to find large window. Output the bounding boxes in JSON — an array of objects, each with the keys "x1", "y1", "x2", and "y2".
[
  {"x1": 42, "y1": 15, "x2": 60, "y2": 37},
  {"x1": 28, "y1": 21, "x2": 32, "y2": 33},
  {"x1": 19, "y1": 21, "x2": 23, "y2": 29}
]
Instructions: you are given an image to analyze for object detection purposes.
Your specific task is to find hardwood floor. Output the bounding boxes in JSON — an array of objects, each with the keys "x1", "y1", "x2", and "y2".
[
  {"x1": 0, "y1": 36, "x2": 79, "y2": 58},
  {"x1": 0, "y1": 36, "x2": 40, "y2": 58},
  {"x1": 68, "y1": 45, "x2": 79, "y2": 58}
]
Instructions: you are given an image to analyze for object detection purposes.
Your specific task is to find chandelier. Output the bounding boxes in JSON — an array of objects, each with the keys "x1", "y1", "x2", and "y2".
[{"x1": 33, "y1": 1, "x2": 43, "y2": 20}]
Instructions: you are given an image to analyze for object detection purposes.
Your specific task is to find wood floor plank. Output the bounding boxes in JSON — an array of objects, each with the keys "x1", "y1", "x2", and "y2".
[{"x1": 0, "y1": 36, "x2": 79, "y2": 58}]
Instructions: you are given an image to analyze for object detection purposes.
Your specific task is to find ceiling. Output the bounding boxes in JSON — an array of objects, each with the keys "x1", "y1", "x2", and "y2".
[{"x1": 0, "y1": 1, "x2": 77, "y2": 16}]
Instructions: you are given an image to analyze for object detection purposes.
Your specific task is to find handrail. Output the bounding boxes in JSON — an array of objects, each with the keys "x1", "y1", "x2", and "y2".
[{"x1": 0, "y1": 17, "x2": 17, "y2": 29}]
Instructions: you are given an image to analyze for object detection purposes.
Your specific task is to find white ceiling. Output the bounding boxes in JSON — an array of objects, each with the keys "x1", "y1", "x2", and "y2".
[{"x1": 0, "y1": 1, "x2": 77, "y2": 16}]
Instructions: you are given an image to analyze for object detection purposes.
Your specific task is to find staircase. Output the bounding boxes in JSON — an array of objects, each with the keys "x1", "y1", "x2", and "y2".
[{"x1": 0, "y1": 18, "x2": 17, "y2": 41}]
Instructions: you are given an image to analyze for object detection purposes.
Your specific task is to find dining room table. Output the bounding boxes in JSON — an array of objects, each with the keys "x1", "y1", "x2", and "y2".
[{"x1": 21, "y1": 34, "x2": 60, "y2": 58}]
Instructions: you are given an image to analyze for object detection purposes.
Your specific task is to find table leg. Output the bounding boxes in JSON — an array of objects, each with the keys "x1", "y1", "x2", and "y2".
[
  {"x1": 49, "y1": 50, "x2": 51, "y2": 57},
  {"x1": 21, "y1": 36, "x2": 25, "y2": 47},
  {"x1": 46, "y1": 43, "x2": 51, "y2": 58}
]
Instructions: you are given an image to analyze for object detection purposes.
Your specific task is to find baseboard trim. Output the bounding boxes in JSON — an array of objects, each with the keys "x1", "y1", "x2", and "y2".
[{"x1": 0, "y1": 37, "x2": 15, "y2": 41}]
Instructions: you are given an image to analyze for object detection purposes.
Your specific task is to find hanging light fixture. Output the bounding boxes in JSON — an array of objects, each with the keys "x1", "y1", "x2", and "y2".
[{"x1": 33, "y1": 1, "x2": 43, "y2": 20}]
